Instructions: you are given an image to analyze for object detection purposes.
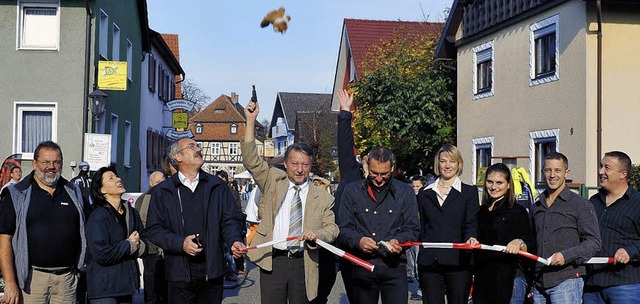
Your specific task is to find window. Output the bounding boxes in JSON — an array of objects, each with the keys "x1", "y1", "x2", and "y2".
[
  {"x1": 110, "y1": 114, "x2": 118, "y2": 163},
  {"x1": 147, "y1": 53, "x2": 156, "y2": 92},
  {"x1": 127, "y1": 40, "x2": 133, "y2": 80},
  {"x1": 530, "y1": 15, "x2": 559, "y2": 86},
  {"x1": 473, "y1": 41, "x2": 494, "y2": 99},
  {"x1": 529, "y1": 129, "x2": 559, "y2": 186},
  {"x1": 14, "y1": 103, "x2": 57, "y2": 159},
  {"x1": 158, "y1": 64, "x2": 165, "y2": 100},
  {"x1": 124, "y1": 121, "x2": 131, "y2": 167},
  {"x1": 229, "y1": 143, "x2": 239, "y2": 155},
  {"x1": 211, "y1": 142, "x2": 221, "y2": 155},
  {"x1": 472, "y1": 137, "x2": 493, "y2": 185},
  {"x1": 196, "y1": 123, "x2": 202, "y2": 134},
  {"x1": 18, "y1": 1, "x2": 60, "y2": 50},
  {"x1": 99, "y1": 10, "x2": 108, "y2": 58},
  {"x1": 230, "y1": 124, "x2": 237, "y2": 134},
  {"x1": 112, "y1": 23, "x2": 120, "y2": 60}
]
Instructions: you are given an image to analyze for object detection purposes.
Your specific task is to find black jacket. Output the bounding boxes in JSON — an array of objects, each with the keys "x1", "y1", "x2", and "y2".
[
  {"x1": 86, "y1": 202, "x2": 145, "y2": 299},
  {"x1": 145, "y1": 171, "x2": 245, "y2": 282},
  {"x1": 417, "y1": 181, "x2": 479, "y2": 267}
]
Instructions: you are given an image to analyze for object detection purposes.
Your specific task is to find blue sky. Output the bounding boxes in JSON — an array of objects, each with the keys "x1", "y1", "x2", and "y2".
[{"x1": 147, "y1": 0, "x2": 452, "y2": 122}]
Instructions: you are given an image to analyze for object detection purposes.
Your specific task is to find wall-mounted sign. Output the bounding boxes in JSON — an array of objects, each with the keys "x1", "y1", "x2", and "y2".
[
  {"x1": 166, "y1": 129, "x2": 194, "y2": 141},
  {"x1": 166, "y1": 99, "x2": 196, "y2": 111},
  {"x1": 97, "y1": 61, "x2": 128, "y2": 91},
  {"x1": 84, "y1": 133, "x2": 111, "y2": 169},
  {"x1": 172, "y1": 113, "x2": 188, "y2": 129},
  {"x1": 264, "y1": 139, "x2": 275, "y2": 157}
]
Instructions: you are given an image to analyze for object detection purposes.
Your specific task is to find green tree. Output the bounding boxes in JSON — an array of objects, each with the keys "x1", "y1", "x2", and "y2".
[
  {"x1": 630, "y1": 163, "x2": 640, "y2": 191},
  {"x1": 181, "y1": 78, "x2": 211, "y2": 118},
  {"x1": 351, "y1": 26, "x2": 456, "y2": 175}
]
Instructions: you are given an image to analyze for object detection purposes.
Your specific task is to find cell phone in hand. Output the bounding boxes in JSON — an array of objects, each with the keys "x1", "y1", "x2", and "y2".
[{"x1": 193, "y1": 233, "x2": 203, "y2": 248}]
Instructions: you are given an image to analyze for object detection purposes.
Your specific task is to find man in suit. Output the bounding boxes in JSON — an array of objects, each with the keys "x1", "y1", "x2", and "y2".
[
  {"x1": 338, "y1": 146, "x2": 420, "y2": 303},
  {"x1": 242, "y1": 101, "x2": 339, "y2": 304}
]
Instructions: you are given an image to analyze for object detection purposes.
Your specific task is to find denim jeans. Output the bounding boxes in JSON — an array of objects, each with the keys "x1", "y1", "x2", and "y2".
[
  {"x1": 583, "y1": 284, "x2": 640, "y2": 304},
  {"x1": 532, "y1": 277, "x2": 583, "y2": 304},
  {"x1": 406, "y1": 246, "x2": 419, "y2": 279},
  {"x1": 510, "y1": 276, "x2": 527, "y2": 304}
]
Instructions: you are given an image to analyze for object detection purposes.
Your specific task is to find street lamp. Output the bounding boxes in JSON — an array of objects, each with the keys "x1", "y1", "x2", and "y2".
[{"x1": 88, "y1": 87, "x2": 108, "y2": 119}]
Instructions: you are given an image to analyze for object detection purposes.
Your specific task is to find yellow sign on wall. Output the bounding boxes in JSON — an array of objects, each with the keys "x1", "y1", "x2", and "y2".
[
  {"x1": 97, "y1": 61, "x2": 128, "y2": 91},
  {"x1": 172, "y1": 113, "x2": 188, "y2": 129},
  {"x1": 264, "y1": 139, "x2": 275, "y2": 157}
]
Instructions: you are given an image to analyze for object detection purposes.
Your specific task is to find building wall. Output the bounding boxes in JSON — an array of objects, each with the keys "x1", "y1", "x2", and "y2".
[
  {"x1": 94, "y1": 0, "x2": 143, "y2": 191},
  {"x1": 456, "y1": 1, "x2": 588, "y2": 185},
  {"x1": 0, "y1": 0, "x2": 87, "y2": 178}
]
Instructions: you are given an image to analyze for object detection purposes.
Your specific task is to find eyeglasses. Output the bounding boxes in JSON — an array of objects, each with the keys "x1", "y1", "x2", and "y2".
[
  {"x1": 368, "y1": 170, "x2": 392, "y2": 178},
  {"x1": 176, "y1": 143, "x2": 202, "y2": 154},
  {"x1": 37, "y1": 160, "x2": 62, "y2": 167}
]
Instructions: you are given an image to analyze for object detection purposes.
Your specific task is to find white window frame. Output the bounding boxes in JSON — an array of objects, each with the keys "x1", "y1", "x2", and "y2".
[
  {"x1": 195, "y1": 123, "x2": 202, "y2": 134},
  {"x1": 529, "y1": 129, "x2": 560, "y2": 185},
  {"x1": 112, "y1": 23, "x2": 120, "y2": 60},
  {"x1": 229, "y1": 142, "x2": 239, "y2": 156},
  {"x1": 17, "y1": 0, "x2": 60, "y2": 50},
  {"x1": 230, "y1": 124, "x2": 237, "y2": 134},
  {"x1": 124, "y1": 120, "x2": 131, "y2": 167},
  {"x1": 471, "y1": 136, "x2": 494, "y2": 185},
  {"x1": 211, "y1": 142, "x2": 221, "y2": 155},
  {"x1": 472, "y1": 41, "x2": 494, "y2": 100},
  {"x1": 110, "y1": 114, "x2": 119, "y2": 163},
  {"x1": 127, "y1": 39, "x2": 133, "y2": 80},
  {"x1": 13, "y1": 102, "x2": 58, "y2": 159},
  {"x1": 529, "y1": 15, "x2": 559, "y2": 86},
  {"x1": 99, "y1": 9, "x2": 108, "y2": 59}
]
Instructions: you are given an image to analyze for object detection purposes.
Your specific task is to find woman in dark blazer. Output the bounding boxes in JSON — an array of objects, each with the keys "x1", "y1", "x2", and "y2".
[
  {"x1": 86, "y1": 166, "x2": 146, "y2": 304},
  {"x1": 473, "y1": 163, "x2": 533, "y2": 304},
  {"x1": 416, "y1": 144, "x2": 479, "y2": 304}
]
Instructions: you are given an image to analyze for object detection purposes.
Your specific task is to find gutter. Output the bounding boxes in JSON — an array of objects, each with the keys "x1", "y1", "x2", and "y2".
[
  {"x1": 596, "y1": 0, "x2": 602, "y2": 167},
  {"x1": 82, "y1": 0, "x2": 92, "y2": 158}
]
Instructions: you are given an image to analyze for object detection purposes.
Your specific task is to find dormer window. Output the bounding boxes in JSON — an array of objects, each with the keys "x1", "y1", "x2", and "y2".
[
  {"x1": 196, "y1": 123, "x2": 202, "y2": 134},
  {"x1": 230, "y1": 124, "x2": 237, "y2": 134}
]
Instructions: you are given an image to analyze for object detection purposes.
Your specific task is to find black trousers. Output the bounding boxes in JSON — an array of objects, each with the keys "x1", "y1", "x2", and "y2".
[
  {"x1": 418, "y1": 264, "x2": 472, "y2": 304},
  {"x1": 310, "y1": 248, "x2": 338, "y2": 304},
  {"x1": 338, "y1": 259, "x2": 355, "y2": 303},
  {"x1": 142, "y1": 253, "x2": 167, "y2": 304},
  {"x1": 167, "y1": 276, "x2": 223, "y2": 304},
  {"x1": 260, "y1": 252, "x2": 307, "y2": 304},
  {"x1": 350, "y1": 263, "x2": 408, "y2": 304}
]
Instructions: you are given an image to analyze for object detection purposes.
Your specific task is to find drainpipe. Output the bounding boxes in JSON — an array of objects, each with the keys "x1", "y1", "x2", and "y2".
[
  {"x1": 596, "y1": 0, "x2": 603, "y2": 167},
  {"x1": 82, "y1": 0, "x2": 93, "y2": 159}
]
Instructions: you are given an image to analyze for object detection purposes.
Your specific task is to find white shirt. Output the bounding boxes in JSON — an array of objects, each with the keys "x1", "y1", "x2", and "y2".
[
  {"x1": 425, "y1": 176, "x2": 462, "y2": 206},
  {"x1": 273, "y1": 181, "x2": 309, "y2": 250},
  {"x1": 178, "y1": 171, "x2": 200, "y2": 192}
]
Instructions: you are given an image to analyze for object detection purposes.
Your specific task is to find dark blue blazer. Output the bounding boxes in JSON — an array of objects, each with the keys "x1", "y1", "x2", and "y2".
[{"x1": 416, "y1": 181, "x2": 479, "y2": 267}]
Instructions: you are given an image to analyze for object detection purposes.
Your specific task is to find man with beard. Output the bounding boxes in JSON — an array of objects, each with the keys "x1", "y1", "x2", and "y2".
[
  {"x1": 0, "y1": 141, "x2": 87, "y2": 304},
  {"x1": 337, "y1": 146, "x2": 420, "y2": 303},
  {"x1": 145, "y1": 138, "x2": 246, "y2": 303}
]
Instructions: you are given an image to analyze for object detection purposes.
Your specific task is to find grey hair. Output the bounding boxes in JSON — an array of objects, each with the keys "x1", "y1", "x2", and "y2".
[{"x1": 168, "y1": 140, "x2": 181, "y2": 167}]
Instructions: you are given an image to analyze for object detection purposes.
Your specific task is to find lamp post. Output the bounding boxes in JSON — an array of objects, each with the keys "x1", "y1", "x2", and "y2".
[{"x1": 88, "y1": 87, "x2": 108, "y2": 132}]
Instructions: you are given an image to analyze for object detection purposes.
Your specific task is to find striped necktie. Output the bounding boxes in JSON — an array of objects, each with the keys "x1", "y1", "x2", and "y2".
[{"x1": 288, "y1": 185, "x2": 303, "y2": 253}]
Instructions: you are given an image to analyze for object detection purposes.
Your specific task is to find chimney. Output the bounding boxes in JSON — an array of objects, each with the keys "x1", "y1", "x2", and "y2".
[{"x1": 231, "y1": 92, "x2": 238, "y2": 104}]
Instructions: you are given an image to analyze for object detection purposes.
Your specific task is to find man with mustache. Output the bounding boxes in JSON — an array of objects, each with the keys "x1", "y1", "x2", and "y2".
[
  {"x1": 242, "y1": 101, "x2": 338, "y2": 304},
  {"x1": 0, "y1": 141, "x2": 87, "y2": 304},
  {"x1": 337, "y1": 146, "x2": 420, "y2": 303},
  {"x1": 532, "y1": 152, "x2": 601, "y2": 303},
  {"x1": 145, "y1": 138, "x2": 246, "y2": 304}
]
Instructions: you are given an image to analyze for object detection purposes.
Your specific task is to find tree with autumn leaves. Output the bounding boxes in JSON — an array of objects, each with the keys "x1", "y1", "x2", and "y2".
[{"x1": 350, "y1": 26, "x2": 456, "y2": 176}]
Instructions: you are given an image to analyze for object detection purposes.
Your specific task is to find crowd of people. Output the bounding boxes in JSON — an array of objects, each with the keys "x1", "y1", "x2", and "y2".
[{"x1": 0, "y1": 90, "x2": 638, "y2": 304}]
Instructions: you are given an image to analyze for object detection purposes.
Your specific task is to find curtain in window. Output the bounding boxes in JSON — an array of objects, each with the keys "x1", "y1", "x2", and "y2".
[{"x1": 22, "y1": 111, "x2": 52, "y2": 152}]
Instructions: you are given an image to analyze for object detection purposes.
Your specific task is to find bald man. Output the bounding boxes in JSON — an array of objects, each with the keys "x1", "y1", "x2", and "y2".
[{"x1": 136, "y1": 171, "x2": 167, "y2": 304}]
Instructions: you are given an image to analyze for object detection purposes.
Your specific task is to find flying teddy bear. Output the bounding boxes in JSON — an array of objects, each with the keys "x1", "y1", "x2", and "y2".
[{"x1": 260, "y1": 7, "x2": 291, "y2": 34}]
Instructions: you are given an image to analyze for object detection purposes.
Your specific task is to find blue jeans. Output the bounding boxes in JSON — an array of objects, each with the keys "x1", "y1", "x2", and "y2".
[
  {"x1": 510, "y1": 276, "x2": 527, "y2": 304},
  {"x1": 532, "y1": 277, "x2": 583, "y2": 304},
  {"x1": 583, "y1": 284, "x2": 640, "y2": 304}
]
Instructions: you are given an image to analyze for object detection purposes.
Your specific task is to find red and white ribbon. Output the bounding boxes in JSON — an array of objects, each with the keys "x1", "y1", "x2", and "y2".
[
  {"x1": 397, "y1": 241, "x2": 551, "y2": 265},
  {"x1": 240, "y1": 236, "x2": 300, "y2": 253},
  {"x1": 315, "y1": 238, "x2": 375, "y2": 272}
]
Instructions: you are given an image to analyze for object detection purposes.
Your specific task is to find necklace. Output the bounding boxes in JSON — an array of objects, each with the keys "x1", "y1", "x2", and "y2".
[{"x1": 438, "y1": 180, "x2": 453, "y2": 189}]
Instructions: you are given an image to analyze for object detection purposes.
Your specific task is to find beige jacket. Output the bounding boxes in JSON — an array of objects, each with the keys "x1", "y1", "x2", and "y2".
[{"x1": 241, "y1": 141, "x2": 339, "y2": 301}]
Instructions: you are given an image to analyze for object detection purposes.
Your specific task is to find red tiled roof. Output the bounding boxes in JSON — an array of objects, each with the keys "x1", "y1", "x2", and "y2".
[
  {"x1": 190, "y1": 94, "x2": 245, "y2": 123},
  {"x1": 344, "y1": 19, "x2": 444, "y2": 79}
]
